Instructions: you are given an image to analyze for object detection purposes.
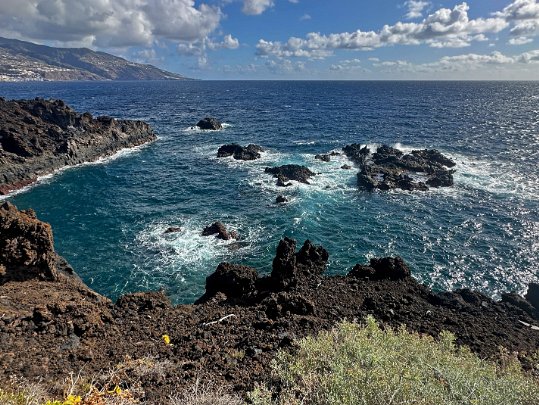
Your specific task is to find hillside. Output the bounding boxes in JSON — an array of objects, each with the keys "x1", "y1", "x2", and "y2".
[{"x1": 0, "y1": 37, "x2": 189, "y2": 81}]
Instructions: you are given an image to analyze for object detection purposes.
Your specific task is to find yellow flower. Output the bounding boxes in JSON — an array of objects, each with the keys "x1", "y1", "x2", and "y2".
[
  {"x1": 107, "y1": 385, "x2": 123, "y2": 396},
  {"x1": 63, "y1": 395, "x2": 82, "y2": 405},
  {"x1": 162, "y1": 334, "x2": 171, "y2": 345}
]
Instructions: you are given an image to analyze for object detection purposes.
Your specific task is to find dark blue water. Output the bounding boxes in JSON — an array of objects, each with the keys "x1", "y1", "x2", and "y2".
[{"x1": 1, "y1": 81, "x2": 538, "y2": 303}]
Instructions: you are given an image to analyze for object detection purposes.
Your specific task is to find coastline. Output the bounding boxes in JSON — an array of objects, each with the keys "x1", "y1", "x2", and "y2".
[
  {"x1": 0, "y1": 97, "x2": 157, "y2": 196},
  {"x1": 1, "y1": 202, "x2": 538, "y2": 402},
  {"x1": 0, "y1": 139, "x2": 155, "y2": 200}
]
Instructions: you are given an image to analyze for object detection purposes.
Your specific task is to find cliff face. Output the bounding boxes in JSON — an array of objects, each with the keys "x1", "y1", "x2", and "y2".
[
  {"x1": 0, "y1": 36, "x2": 189, "y2": 82},
  {"x1": 0, "y1": 98, "x2": 157, "y2": 194},
  {"x1": 0, "y1": 203, "x2": 538, "y2": 403}
]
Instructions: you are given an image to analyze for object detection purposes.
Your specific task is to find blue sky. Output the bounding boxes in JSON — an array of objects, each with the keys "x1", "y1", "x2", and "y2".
[{"x1": 0, "y1": 0, "x2": 538, "y2": 79}]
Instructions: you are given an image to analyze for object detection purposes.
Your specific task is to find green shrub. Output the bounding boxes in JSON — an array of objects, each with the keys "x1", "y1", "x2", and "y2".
[{"x1": 257, "y1": 316, "x2": 539, "y2": 405}]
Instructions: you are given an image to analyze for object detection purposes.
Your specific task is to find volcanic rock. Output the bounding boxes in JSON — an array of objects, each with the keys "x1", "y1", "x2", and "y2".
[
  {"x1": 0, "y1": 201, "x2": 58, "y2": 282},
  {"x1": 275, "y1": 195, "x2": 288, "y2": 204},
  {"x1": 271, "y1": 238, "x2": 328, "y2": 287},
  {"x1": 315, "y1": 154, "x2": 330, "y2": 162},
  {"x1": 202, "y1": 221, "x2": 238, "y2": 240},
  {"x1": 196, "y1": 117, "x2": 222, "y2": 130},
  {"x1": 343, "y1": 143, "x2": 456, "y2": 192},
  {"x1": 349, "y1": 256, "x2": 411, "y2": 281},
  {"x1": 265, "y1": 165, "x2": 315, "y2": 185},
  {"x1": 526, "y1": 283, "x2": 539, "y2": 311},
  {"x1": 204, "y1": 263, "x2": 258, "y2": 299},
  {"x1": 1, "y1": 206, "x2": 539, "y2": 403},
  {"x1": 164, "y1": 227, "x2": 181, "y2": 234},
  {"x1": 0, "y1": 98, "x2": 156, "y2": 195},
  {"x1": 217, "y1": 144, "x2": 263, "y2": 160}
]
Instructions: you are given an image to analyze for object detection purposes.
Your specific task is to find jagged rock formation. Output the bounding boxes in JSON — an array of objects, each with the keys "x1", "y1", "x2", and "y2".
[
  {"x1": 343, "y1": 143, "x2": 456, "y2": 191},
  {"x1": 265, "y1": 164, "x2": 315, "y2": 186},
  {"x1": 0, "y1": 204, "x2": 538, "y2": 403},
  {"x1": 0, "y1": 98, "x2": 156, "y2": 194},
  {"x1": 217, "y1": 144, "x2": 263, "y2": 160},
  {"x1": 0, "y1": 36, "x2": 189, "y2": 82}
]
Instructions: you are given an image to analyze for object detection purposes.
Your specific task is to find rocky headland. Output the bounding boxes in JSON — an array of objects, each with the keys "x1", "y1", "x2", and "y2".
[
  {"x1": 0, "y1": 98, "x2": 156, "y2": 195},
  {"x1": 343, "y1": 143, "x2": 456, "y2": 191},
  {"x1": 1, "y1": 202, "x2": 538, "y2": 403}
]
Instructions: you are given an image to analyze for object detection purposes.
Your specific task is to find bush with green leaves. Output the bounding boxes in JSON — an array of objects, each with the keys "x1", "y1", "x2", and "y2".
[{"x1": 250, "y1": 317, "x2": 539, "y2": 405}]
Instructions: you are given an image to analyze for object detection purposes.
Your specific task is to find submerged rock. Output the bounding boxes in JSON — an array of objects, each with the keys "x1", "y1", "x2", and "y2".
[
  {"x1": 196, "y1": 117, "x2": 222, "y2": 130},
  {"x1": 164, "y1": 227, "x2": 181, "y2": 234},
  {"x1": 275, "y1": 195, "x2": 288, "y2": 204},
  {"x1": 265, "y1": 165, "x2": 315, "y2": 185},
  {"x1": 217, "y1": 144, "x2": 263, "y2": 160},
  {"x1": 315, "y1": 154, "x2": 330, "y2": 162}
]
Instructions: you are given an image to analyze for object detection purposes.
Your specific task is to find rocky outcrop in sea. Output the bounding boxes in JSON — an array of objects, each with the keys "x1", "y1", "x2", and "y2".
[
  {"x1": 1, "y1": 203, "x2": 538, "y2": 403},
  {"x1": 217, "y1": 144, "x2": 263, "y2": 160},
  {"x1": 343, "y1": 143, "x2": 456, "y2": 191},
  {"x1": 0, "y1": 98, "x2": 156, "y2": 195}
]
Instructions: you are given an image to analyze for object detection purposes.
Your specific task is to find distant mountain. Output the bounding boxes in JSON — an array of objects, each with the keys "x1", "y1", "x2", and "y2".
[{"x1": 0, "y1": 37, "x2": 190, "y2": 82}]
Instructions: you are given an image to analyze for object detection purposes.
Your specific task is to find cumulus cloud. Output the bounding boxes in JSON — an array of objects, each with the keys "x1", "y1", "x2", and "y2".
[
  {"x1": 209, "y1": 34, "x2": 240, "y2": 50},
  {"x1": 242, "y1": 0, "x2": 274, "y2": 15},
  {"x1": 300, "y1": 14, "x2": 312, "y2": 21},
  {"x1": 372, "y1": 49, "x2": 539, "y2": 73},
  {"x1": 177, "y1": 34, "x2": 239, "y2": 68},
  {"x1": 257, "y1": 2, "x2": 508, "y2": 59},
  {"x1": 404, "y1": 0, "x2": 430, "y2": 19},
  {"x1": 495, "y1": 0, "x2": 539, "y2": 42},
  {"x1": 0, "y1": 0, "x2": 222, "y2": 48}
]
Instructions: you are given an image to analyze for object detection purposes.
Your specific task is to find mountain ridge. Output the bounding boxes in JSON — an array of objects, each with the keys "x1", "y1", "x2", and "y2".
[{"x1": 0, "y1": 36, "x2": 191, "y2": 81}]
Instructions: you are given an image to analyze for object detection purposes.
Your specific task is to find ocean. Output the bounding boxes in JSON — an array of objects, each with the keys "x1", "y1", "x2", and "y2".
[{"x1": 1, "y1": 80, "x2": 538, "y2": 303}]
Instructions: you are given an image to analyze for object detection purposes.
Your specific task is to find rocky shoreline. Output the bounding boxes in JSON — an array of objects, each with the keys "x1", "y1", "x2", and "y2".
[
  {"x1": 1, "y1": 202, "x2": 538, "y2": 403},
  {"x1": 0, "y1": 98, "x2": 156, "y2": 195}
]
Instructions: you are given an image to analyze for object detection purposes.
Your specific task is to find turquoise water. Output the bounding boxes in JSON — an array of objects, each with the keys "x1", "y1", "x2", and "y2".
[{"x1": 1, "y1": 81, "x2": 538, "y2": 303}]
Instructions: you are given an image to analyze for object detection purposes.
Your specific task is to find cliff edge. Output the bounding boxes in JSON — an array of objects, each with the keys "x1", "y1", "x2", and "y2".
[{"x1": 0, "y1": 98, "x2": 156, "y2": 195}]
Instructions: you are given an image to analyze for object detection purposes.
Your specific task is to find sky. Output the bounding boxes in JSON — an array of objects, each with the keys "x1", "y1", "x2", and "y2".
[{"x1": 0, "y1": 0, "x2": 538, "y2": 79}]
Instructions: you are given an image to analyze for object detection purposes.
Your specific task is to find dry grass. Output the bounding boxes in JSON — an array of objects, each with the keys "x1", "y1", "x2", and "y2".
[{"x1": 169, "y1": 378, "x2": 243, "y2": 405}]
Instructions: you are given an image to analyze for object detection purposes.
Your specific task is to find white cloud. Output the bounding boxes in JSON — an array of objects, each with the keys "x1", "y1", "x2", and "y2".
[
  {"x1": 509, "y1": 36, "x2": 534, "y2": 44},
  {"x1": 517, "y1": 49, "x2": 539, "y2": 62},
  {"x1": 372, "y1": 49, "x2": 539, "y2": 73},
  {"x1": 329, "y1": 58, "x2": 365, "y2": 71},
  {"x1": 256, "y1": 3, "x2": 508, "y2": 59},
  {"x1": 242, "y1": 0, "x2": 274, "y2": 15},
  {"x1": 495, "y1": 0, "x2": 539, "y2": 43},
  {"x1": 405, "y1": 0, "x2": 430, "y2": 19},
  {"x1": 0, "y1": 0, "x2": 222, "y2": 48},
  {"x1": 265, "y1": 58, "x2": 306, "y2": 73},
  {"x1": 209, "y1": 34, "x2": 240, "y2": 50},
  {"x1": 300, "y1": 14, "x2": 311, "y2": 21}
]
